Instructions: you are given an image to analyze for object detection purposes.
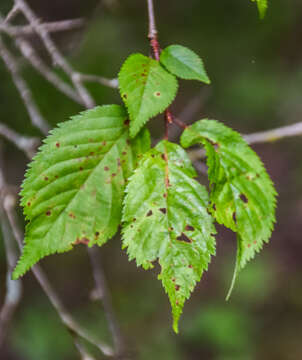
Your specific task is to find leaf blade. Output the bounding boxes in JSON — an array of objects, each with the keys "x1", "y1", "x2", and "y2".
[
  {"x1": 13, "y1": 105, "x2": 150, "y2": 279},
  {"x1": 118, "y1": 54, "x2": 178, "y2": 138},
  {"x1": 181, "y1": 119, "x2": 277, "y2": 274},
  {"x1": 122, "y1": 141, "x2": 216, "y2": 332},
  {"x1": 160, "y1": 45, "x2": 210, "y2": 84}
]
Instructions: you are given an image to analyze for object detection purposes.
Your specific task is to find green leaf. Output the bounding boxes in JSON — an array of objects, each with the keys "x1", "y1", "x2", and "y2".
[
  {"x1": 160, "y1": 45, "x2": 210, "y2": 84},
  {"x1": 181, "y1": 120, "x2": 277, "y2": 278},
  {"x1": 122, "y1": 140, "x2": 216, "y2": 332},
  {"x1": 13, "y1": 105, "x2": 150, "y2": 279},
  {"x1": 251, "y1": 0, "x2": 268, "y2": 19},
  {"x1": 118, "y1": 53, "x2": 178, "y2": 138}
]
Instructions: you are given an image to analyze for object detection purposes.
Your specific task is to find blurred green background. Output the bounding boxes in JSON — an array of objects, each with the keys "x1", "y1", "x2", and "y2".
[{"x1": 1, "y1": 0, "x2": 302, "y2": 359}]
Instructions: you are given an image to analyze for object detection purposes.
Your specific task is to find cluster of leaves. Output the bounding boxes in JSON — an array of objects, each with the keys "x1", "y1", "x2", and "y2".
[{"x1": 13, "y1": 41, "x2": 276, "y2": 332}]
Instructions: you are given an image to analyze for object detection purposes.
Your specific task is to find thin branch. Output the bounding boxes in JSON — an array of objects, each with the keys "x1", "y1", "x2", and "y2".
[
  {"x1": 188, "y1": 121, "x2": 302, "y2": 162},
  {"x1": 78, "y1": 73, "x2": 118, "y2": 89},
  {"x1": 4, "y1": 5, "x2": 20, "y2": 23},
  {"x1": 0, "y1": 122, "x2": 39, "y2": 159},
  {"x1": 0, "y1": 169, "x2": 22, "y2": 347},
  {"x1": 15, "y1": 0, "x2": 95, "y2": 109},
  {"x1": 0, "y1": 18, "x2": 85, "y2": 37},
  {"x1": 88, "y1": 247, "x2": 125, "y2": 356},
  {"x1": 3, "y1": 193, "x2": 114, "y2": 357},
  {"x1": 0, "y1": 35, "x2": 49, "y2": 135},
  {"x1": 147, "y1": 0, "x2": 157, "y2": 39}
]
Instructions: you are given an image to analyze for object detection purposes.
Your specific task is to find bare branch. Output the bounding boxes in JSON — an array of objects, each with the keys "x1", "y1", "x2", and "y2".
[
  {"x1": 0, "y1": 18, "x2": 85, "y2": 37},
  {"x1": 88, "y1": 247, "x2": 125, "y2": 356},
  {"x1": 147, "y1": 0, "x2": 157, "y2": 39},
  {"x1": 78, "y1": 73, "x2": 119, "y2": 89},
  {"x1": 15, "y1": 0, "x2": 95, "y2": 109},
  {"x1": 0, "y1": 35, "x2": 49, "y2": 135},
  {"x1": 3, "y1": 193, "x2": 114, "y2": 357},
  {"x1": 4, "y1": 5, "x2": 20, "y2": 23},
  {"x1": 188, "y1": 121, "x2": 302, "y2": 162},
  {"x1": 0, "y1": 122, "x2": 39, "y2": 159},
  {"x1": 0, "y1": 169, "x2": 22, "y2": 347}
]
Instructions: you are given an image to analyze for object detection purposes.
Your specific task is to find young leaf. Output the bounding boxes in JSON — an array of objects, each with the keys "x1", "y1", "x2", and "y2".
[
  {"x1": 251, "y1": 0, "x2": 268, "y2": 19},
  {"x1": 13, "y1": 105, "x2": 150, "y2": 279},
  {"x1": 181, "y1": 120, "x2": 277, "y2": 275},
  {"x1": 160, "y1": 45, "x2": 210, "y2": 84},
  {"x1": 122, "y1": 141, "x2": 216, "y2": 332},
  {"x1": 118, "y1": 53, "x2": 178, "y2": 138}
]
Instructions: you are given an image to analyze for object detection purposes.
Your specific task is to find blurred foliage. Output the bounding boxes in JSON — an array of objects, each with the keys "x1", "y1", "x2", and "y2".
[{"x1": 1, "y1": 0, "x2": 302, "y2": 359}]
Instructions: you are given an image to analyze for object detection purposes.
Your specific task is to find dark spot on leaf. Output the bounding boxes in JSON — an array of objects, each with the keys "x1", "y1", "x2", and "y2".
[
  {"x1": 176, "y1": 233, "x2": 192, "y2": 243},
  {"x1": 56, "y1": 142, "x2": 60, "y2": 148},
  {"x1": 95, "y1": 232, "x2": 100, "y2": 237},
  {"x1": 146, "y1": 210, "x2": 153, "y2": 216},
  {"x1": 126, "y1": 139, "x2": 130, "y2": 145},
  {"x1": 141, "y1": 73, "x2": 146, "y2": 76},
  {"x1": 69, "y1": 212, "x2": 76, "y2": 219},
  {"x1": 188, "y1": 265, "x2": 193, "y2": 269},
  {"x1": 74, "y1": 145, "x2": 78, "y2": 148},
  {"x1": 117, "y1": 158, "x2": 121, "y2": 166},
  {"x1": 176, "y1": 301, "x2": 179, "y2": 306},
  {"x1": 124, "y1": 119, "x2": 130, "y2": 126},
  {"x1": 163, "y1": 193, "x2": 167, "y2": 198},
  {"x1": 151, "y1": 154, "x2": 155, "y2": 158},
  {"x1": 161, "y1": 154, "x2": 165, "y2": 160},
  {"x1": 90, "y1": 152, "x2": 95, "y2": 156},
  {"x1": 175, "y1": 285, "x2": 180, "y2": 291},
  {"x1": 27, "y1": 202, "x2": 31, "y2": 207},
  {"x1": 213, "y1": 204, "x2": 216, "y2": 211},
  {"x1": 44, "y1": 177, "x2": 49, "y2": 181},
  {"x1": 122, "y1": 151, "x2": 127, "y2": 156},
  {"x1": 55, "y1": 175, "x2": 58, "y2": 179},
  {"x1": 130, "y1": 225, "x2": 133, "y2": 228},
  {"x1": 172, "y1": 277, "x2": 176, "y2": 282},
  {"x1": 248, "y1": 243, "x2": 251, "y2": 248},
  {"x1": 112, "y1": 173, "x2": 116, "y2": 177},
  {"x1": 155, "y1": 92, "x2": 161, "y2": 97},
  {"x1": 133, "y1": 218, "x2": 136, "y2": 222},
  {"x1": 185, "y1": 225, "x2": 195, "y2": 231},
  {"x1": 102, "y1": 141, "x2": 107, "y2": 146},
  {"x1": 123, "y1": 93, "x2": 127, "y2": 99},
  {"x1": 168, "y1": 227, "x2": 173, "y2": 231},
  {"x1": 159, "y1": 208, "x2": 167, "y2": 214},
  {"x1": 80, "y1": 167, "x2": 83, "y2": 171},
  {"x1": 240, "y1": 194, "x2": 248, "y2": 203},
  {"x1": 46, "y1": 210, "x2": 51, "y2": 216},
  {"x1": 104, "y1": 166, "x2": 109, "y2": 171},
  {"x1": 75, "y1": 237, "x2": 90, "y2": 245},
  {"x1": 233, "y1": 212, "x2": 237, "y2": 224}
]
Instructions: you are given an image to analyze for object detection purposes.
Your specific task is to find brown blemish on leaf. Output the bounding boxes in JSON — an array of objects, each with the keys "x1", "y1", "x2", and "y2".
[
  {"x1": 55, "y1": 142, "x2": 60, "y2": 148},
  {"x1": 44, "y1": 176, "x2": 49, "y2": 181},
  {"x1": 55, "y1": 175, "x2": 58, "y2": 179},
  {"x1": 163, "y1": 193, "x2": 167, "y2": 198},
  {"x1": 95, "y1": 232, "x2": 100, "y2": 238},
  {"x1": 104, "y1": 166, "x2": 109, "y2": 171},
  {"x1": 90, "y1": 152, "x2": 95, "y2": 156},
  {"x1": 117, "y1": 158, "x2": 121, "y2": 166},
  {"x1": 175, "y1": 285, "x2": 180, "y2": 291},
  {"x1": 112, "y1": 173, "x2": 116, "y2": 177},
  {"x1": 69, "y1": 212, "x2": 76, "y2": 219},
  {"x1": 188, "y1": 265, "x2": 193, "y2": 269},
  {"x1": 168, "y1": 227, "x2": 174, "y2": 231},
  {"x1": 155, "y1": 92, "x2": 161, "y2": 97},
  {"x1": 102, "y1": 141, "x2": 107, "y2": 146},
  {"x1": 80, "y1": 167, "x2": 83, "y2": 171},
  {"x1": 146, "y1": 210, "x2": 153, "y2": 217},
  {"x1": 233, "y1": 212, "x2": 237, "y2": 224},
  {"x1": 75, "y1": 237, "x2": 90, "y2": 245},
  {"x1": 172, "y1": 277, "x2": 176, "y2": 282},
  {"x1": 185, "y1": 225, "x2": 195, "y2": 231},
  {"x1": 122, "y1": 151, "x2": 127, "y2": 156},
  {"x1": 240, "y1": 194, "x2": 248, "y2": 203},
  {"x1": 133, "y1": 218, "x2": 136, "y2": 222},
  {"x1": 123, "y1": 93, "x2": 128, "y2": 99},
  {"x1": 159, "y1": 208, "x2": 167, "y2": 214},
  {"x1": 46, "y1": 210, "x2": 51, "y2": 216},
  {"x1": 124, "y1": 119, "x2": 130, "y2": 126},
  {"x1": 27, "y1": 202, "x2": 31, "y2": 207},
  {"x1": 176, "y1": 300, "x2": 179, "y2": 306},
  {"x1": 176, "y1": 233, "x2": 192, "y2": 243}
]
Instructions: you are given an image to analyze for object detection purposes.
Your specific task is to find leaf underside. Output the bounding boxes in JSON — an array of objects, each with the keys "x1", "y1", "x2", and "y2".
[
  {"x1": 13, "y1": 105, "x2": 150, "y2": 279},
  {"x1": 181, "y1": 120, "x2": 277, "y2": 276},
  {"x1": 122, "y1": 140, "x2": 216, "y2": 332},
  {"x1": 118, "y1": 53, "x2": 178, "y2": 138},
  {"x1": 160, "y1": 45, "x2": 210, "y2": 84}
]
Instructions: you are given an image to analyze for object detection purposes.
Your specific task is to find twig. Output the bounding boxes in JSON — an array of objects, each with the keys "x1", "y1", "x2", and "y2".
[
  {"x1": 0, "y1": 35, "x2": 49, "y2": 135},
  {"x1": 147, "y1": 0, "x2": 157, "y2": 40},
  {"x1": 0, "y1": 122, "x2": 39, "y2": 159},
  {"x1": 15, "y1": 0, "x2": 95, "y2": 109},
  {"x1": 78, "y1": 73, "x2": 118, "y2": 89},
  {"x1": 88, "y1": 247, "x2": 125, "y2": 356},
  {"x1": 0, "y1": 18, "x2": 85, "y2": 36},
  {"x1": 4, "y1": 5, "x2": 20, "y2": 23},
  {"x1": 0, "y1": 167, "x2": 22, "y2": 348},
  {"x1": 3, "y1": 193, "x2": 114, "y2": 357},
  {"x1": 188, "y1": 121, "x2": 302, "y2": 162}
]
